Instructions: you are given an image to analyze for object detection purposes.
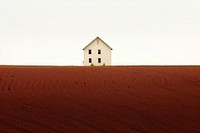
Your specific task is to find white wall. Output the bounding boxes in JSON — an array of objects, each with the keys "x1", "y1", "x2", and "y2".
[{"x1": 83, "y1": 38, "x2": 112, "y2": 66}]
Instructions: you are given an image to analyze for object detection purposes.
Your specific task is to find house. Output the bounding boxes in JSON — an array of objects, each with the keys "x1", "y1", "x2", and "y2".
[{"x1": 83, "y1": 37, "x2": 113, "y2": 66}]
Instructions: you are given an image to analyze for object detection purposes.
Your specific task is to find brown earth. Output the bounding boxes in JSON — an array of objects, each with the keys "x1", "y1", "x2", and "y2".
[{"x1": 0, "y1": 66, "x2": 200, "y2": 133}]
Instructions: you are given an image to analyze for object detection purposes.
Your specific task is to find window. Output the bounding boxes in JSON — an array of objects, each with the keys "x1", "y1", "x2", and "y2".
[
  {"x1": 98, "y1": 49, "x2": 101, "y2": 54},
  {"x1": 89, "y1": 49, "x2": 92, "y2": 54},
  {"x1": 89, "y1": 58, "x2": 92, "y2": 63},
  {"x1": 98, "y1": 58, "x2": 101, "y2": 63}
]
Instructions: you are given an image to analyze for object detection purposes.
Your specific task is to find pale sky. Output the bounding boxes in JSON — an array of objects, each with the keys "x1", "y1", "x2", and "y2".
[{"x1": 0, "y1": 0, "x2": 200, "y2": 65}]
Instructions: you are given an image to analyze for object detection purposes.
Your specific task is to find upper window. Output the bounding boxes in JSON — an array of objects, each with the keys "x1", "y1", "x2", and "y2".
[
  {"x1": 89, "y1": 49, "x2": 92, "y2": 54},
  {"x1": 98, "y1": 49, "x2": 101, "y2": 54}
]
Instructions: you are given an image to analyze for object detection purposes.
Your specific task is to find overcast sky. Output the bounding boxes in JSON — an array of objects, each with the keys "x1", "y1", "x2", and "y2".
[{"x1": 0, "y1": 0, "x2": 200, "y2": 65}]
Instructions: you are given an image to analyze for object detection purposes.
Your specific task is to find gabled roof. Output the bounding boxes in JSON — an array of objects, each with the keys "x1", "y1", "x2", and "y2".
[{"x1": 83, "y1": 37, "x2": 113, "y2": 50}]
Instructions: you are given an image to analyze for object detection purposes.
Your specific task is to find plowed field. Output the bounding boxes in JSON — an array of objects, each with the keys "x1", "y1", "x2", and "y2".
[{"x1": 0, "y1": 66, "x2": 200, "y2": 132}]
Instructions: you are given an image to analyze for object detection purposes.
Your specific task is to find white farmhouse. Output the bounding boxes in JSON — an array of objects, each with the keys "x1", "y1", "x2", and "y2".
[{"x1": 83, "y1": 37, "x2": 113, "y2": 66}]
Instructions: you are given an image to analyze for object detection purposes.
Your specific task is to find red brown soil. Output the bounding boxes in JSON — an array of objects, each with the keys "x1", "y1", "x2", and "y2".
[{"x1": 0, "y1": 66, "x2": 200, "y2": 133}]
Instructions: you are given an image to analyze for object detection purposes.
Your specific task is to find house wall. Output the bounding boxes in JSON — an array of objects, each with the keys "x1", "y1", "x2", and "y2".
[{"x1": 83, "y1": 39, "x2": 111, "y2": 66}]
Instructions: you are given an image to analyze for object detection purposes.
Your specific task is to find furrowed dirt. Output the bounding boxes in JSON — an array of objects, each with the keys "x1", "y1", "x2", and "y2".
[{"x1": 0, "y1": 66, "x2": 200, "y2": 133}]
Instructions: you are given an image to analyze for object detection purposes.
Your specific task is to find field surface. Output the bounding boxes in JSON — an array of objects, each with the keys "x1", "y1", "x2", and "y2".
[{"x1": 0, "y1": 66, "x2": 200, "y2": 133}]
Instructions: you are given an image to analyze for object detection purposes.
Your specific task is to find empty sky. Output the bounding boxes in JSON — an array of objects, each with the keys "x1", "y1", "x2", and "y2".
[{"x1": 0, "y1": 0, "x2": 200, "y2": 65}]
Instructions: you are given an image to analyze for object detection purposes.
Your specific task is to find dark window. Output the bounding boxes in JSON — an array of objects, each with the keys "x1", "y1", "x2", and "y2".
[
  {"x1": 89, "y1": 58, "x2": 92, "y2": 63},
  {"x1": 89, "y1": 49, "x2": 92, "y2": 54},
  {"x1": 98, "y1": 49, "x2": 101, "y2": 54},
  {"x1": 98, "y1": 58, "x2": 101, "y2": 63}
]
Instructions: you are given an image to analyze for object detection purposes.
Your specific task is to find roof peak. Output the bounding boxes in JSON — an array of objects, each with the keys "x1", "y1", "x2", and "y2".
[{"x1": 83, "y1": 37, "x2": 113, "y2": 50}]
